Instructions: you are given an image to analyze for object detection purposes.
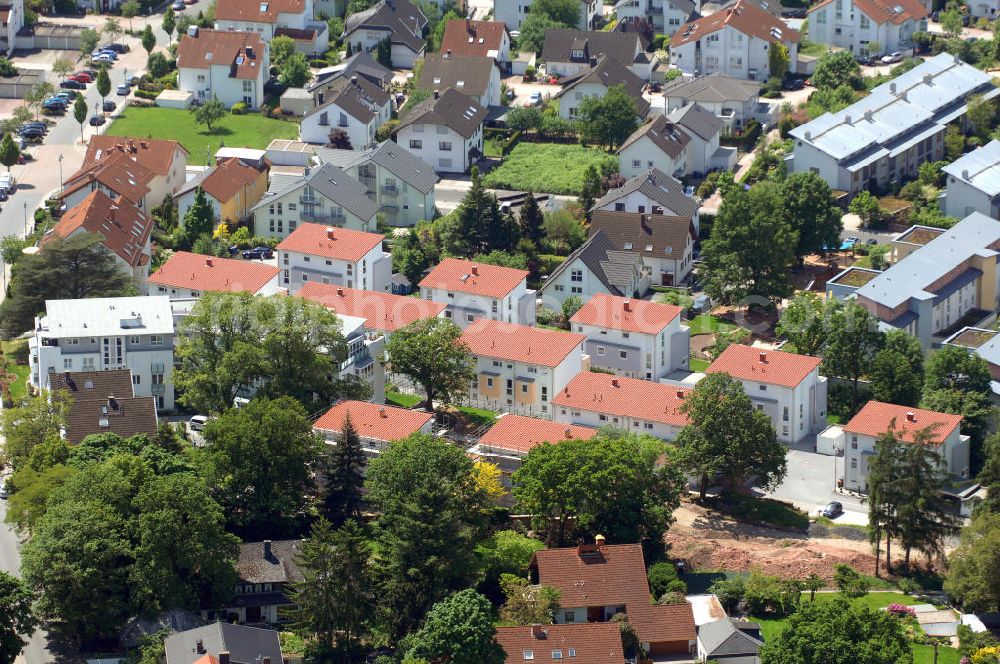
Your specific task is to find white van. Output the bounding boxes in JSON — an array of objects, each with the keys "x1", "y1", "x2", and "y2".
[
  {"x1": 189, "y1": 415, "x2": 210, "y2": 431},
  {"x1": 0, "y1": 173, "x2": 15, "y2": 194}
]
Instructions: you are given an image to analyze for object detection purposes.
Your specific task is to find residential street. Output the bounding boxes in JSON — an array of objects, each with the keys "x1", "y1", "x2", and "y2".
[{"x1": 0, "y1": 500, "x2": 52, "y2": 664}]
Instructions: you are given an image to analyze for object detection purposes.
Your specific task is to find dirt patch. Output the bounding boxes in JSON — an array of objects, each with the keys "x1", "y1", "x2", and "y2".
[{"x1": 691, "y1": 333, "x2": 715, "y2": 360}]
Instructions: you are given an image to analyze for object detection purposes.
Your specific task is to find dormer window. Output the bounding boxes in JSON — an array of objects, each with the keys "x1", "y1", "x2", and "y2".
[{"x1": 571, "y1": 49, "x2": 585, "y2": 59}]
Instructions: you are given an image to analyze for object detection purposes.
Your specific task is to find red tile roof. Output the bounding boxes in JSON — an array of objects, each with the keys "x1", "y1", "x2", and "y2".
[
  {"x1": 461, "y1": 320, "x2": 584, "y2": 368},
  {"x1": 706, "y1": 344, "x2": 821, "y2": 388},
  {"x1": 809, "y1": 0, "x2": 926, "y2": 24},
  {"x1": 276, "y1": 222, "x2": 384, "y2": 262},
  {"x1": 439, "y1": 19, "x2": 508, "y2": 58},
  {"x1": 531, "y1": 543, "x2": 696, "y2": 645},
  {"x1": 62, "y1": 150, "x2": 154, "y2": 206},
  {"x1": 419, "y1": 257, "x2": 528, "y2": 298},
  {"x1": 199, "y1": 157, "x2": 268, "y2": 203},
  {"x1": 570, "y1": 293, "x2": 682, "y2": 335},
  {"x1": 177, "y1": 29, "x2": 265, "y2": 79},
  {"x1": 297, "y1": 282, "x2": 446, "y2": 332},
  {"x1": 495, "y1": 624, "x2": 624, "y2": 664},
  {"x1": 844, "y1": 400, "x2": 962, "y2": 445},
  {"x1": 553, "y1": 372, "x2": 691, "y2": 427},
  {"x1": 313, "y1": 399, "x2": 432, "y2": 442},
  {"x1": 215, "y1": 0, "x2": 305, "y2": 23},
  {"x1": 479, "y1": 414, "x2": 598, "y2": 455},
  {"x1": 45, "y1": 190, "x2": 152, "y2": 268},
  {"x1": 148, "y1": 251, "x2": 279, "y2": 294},
  {"x1": 672, "y1": 0, "x2": 800, "y2": 48},
  {"x1": 85, "y1": 136, "x2": 187, "y2": 177}
]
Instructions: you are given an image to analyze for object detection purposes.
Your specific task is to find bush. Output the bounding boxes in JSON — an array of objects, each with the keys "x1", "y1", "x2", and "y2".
[
  {"x1": 886, "y1": 603, "x2": 917, "y2": 618},
  {"x1": 134, "y1": 89, "x2": 159, "y2": 100},
  {"x1": 696, "y1": 171, "x2": 721, "y2": 198},
  {"x1": 648, "y1": 562, "x2": 682, "y2": 598},
  {"x1": 833, "y1": 563, "x2": 870, "y2": 598},
  {"x1": 230, "y1": 101, "x2": 247, "y2": 115},
  {"x1": 651, "y1": 33, "x2": 668, "y2": 50}
]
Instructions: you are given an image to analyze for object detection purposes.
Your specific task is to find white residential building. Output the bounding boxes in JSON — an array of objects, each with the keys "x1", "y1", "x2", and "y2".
[
  {"x1": 214, "y1": 0, "x2": 329, "y2": 54},
  {"x1": 314, "y1": 142, "x2": 439, "y2": 227},
  {"x1": 417, "y1": 52, "x2": 502, "y2": 108},
  {"x1": 541, "y1": 29, "x2": 648, "y2": 79},
  {"x1": 969, "y1": 0, "x2": 1000, "y2": 18},
  {"x1": 177, "y1": 28, "x2": 269, "y2": 109},
  {"x1": 29, "y1": 296, "x2": 176, "y2": 411},
  {"x1": 705, "y1": 344, "x2": 828, "y2": 445},
  {"x1": 789, "y1": 54, "x2": 1000, "y2": 194},
  {"x1": 666, "y1": 103, "x2": 737, "y2": 174},
  {"x1": 807, "y1": 0, "x2": 926, "y2": 56},
  {"x1": 314, "y1": 400, "x2": 433, "y2": 459},
  {"x1": 148, "y1": 252, "x2": 281, "y2": 299},
  {"x1": 569, "y1": 294, "x2": 689, "y2": 379},
  {"x1": 553, "y1": 371, "x2": 691, "y2": 440},
  {"x1": 662, "y1": 73, "x2": 774, "y2": 132},
  {"x1": 494, "y1": 0, "x2": 603, "y2": 32},
  {"x1": 670, "y1": 0, "x2": 800, "y2": 80},
  {"x1": 343, "y1": 0, "x2": 427, "y2": 68},
  {"x1": 619, "y1": 115, "x2": 690, "y2": 179},
  {"x1": 277, "y1": 222, "x2": 391, "y2": 294},
  {"x1": 299, "y1": 75, "x2": 392, "y2": 148},
  {"x1": 615, "y1": 0, "x2": 696, "y2": 35},
  {"x1": 942, "y1": 139, "x2": 1000, "y2": 219},
  {"x1": 394, "y1": 88, "x2": 487, "y2": 174},
  {"x1": 590, "y1": 210, "x2": 697, "y2": 287},
  {"x1": 334, "y1": 315, "x2": 387, "y2": 404},
  {"x1": 841, "y1": 401, "x2": 970, "y2": 492},
  {"x1": 537, "y1": 229, "x2": 650, "y2": 308},
  {"x1": 0, "y1": 0, "x2": 25, "y2": 55},
  {"x1": 554, "y1": 55, "x2": 650, "y2": 120},
  {"x1": 593, "y1": 168, "x2": 701, "y2": 232},
  {"x1": 252, "y1": 163, "x2": 380, "y2": 238},
  {"x1": 419, "y1": 257, "x2": 535, "y2": 327},
  {"x1": 462, "y1": 320, "x2": 585, "y2": 417}
]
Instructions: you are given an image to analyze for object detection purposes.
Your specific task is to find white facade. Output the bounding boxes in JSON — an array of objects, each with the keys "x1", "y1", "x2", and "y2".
[
  {"x1": 494, "y1": 0, "x2": 602, "y2": 31},
  {"x1": 727, "y1": 368, "x2": 828, "y2": 444},
  {"x1": 843, "y1": 422, "x2": 970, "y2": 492},
  {"x1": 619, "y1": 136, "x2": 687, "y2": 179},
  {"x1": 554, "y1": 401, "x2": 684, "y2": 440},
  {"x1": 178, "y1": 46, "x2": 269, "y2": 109},
  {"x1": 671, "y1": 25, "x2": 799, "y2": 80},
  {"x1": 571, "y1": 318, "x2": 689, "y2": 380},
  {"x1": 254, "y1": 183, "x2": 379, "y2": 239},
  {"x1": 467, "y1": 346, "x2": 583, "y2": 418},
  {"x1": 215, "y1": 0, "x2": 330, "y2": 54},
  {"x1": 616, "y1": 0, "x2": 694, "y2": 35},
  {"x1": 279, "y1": 243, "x2": 391, "y2": 294},
  {"x1": 299, "y1": 95, "x2": 392, "y2": 148},
  {"x1": 422, "y1": 281, "x2": 536, "y2": 328},
  {"x1": 807, "y1": 0, "x2": 924, "y2": 56},
  {"x1": 352, "y1": 156, "x2": 435, "y2": 227},
  {"x1": 29, "y1": 296, "x2": 176, "y2": 412},
  {"x1": 944, "y1": 172, "x2": 998, "y2": 219},
  {"x1": 558, "y1": 81, "x2": 611, "y2": 120},
  {"x1": 395, "y1": 122, "x2": 483, "y2": 174},
  {"x1": 345, "y1": 27, "x2": 423, "y2": 68},
  {"x1": 969, "y1": 0, "x2": 1000, "y2": 18}
]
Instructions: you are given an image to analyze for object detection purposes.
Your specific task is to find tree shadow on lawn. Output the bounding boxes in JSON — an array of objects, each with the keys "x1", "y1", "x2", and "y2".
[{"x1": 197, "y1": 127, "x2": 235, "y2": 137}]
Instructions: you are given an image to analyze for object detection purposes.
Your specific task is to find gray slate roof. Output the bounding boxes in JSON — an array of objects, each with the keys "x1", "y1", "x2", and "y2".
[
  {"x1": 620, "y1": 114, "x2": 691, "y2": 159},
  {"x1": 315, "y1": 140, "x2": 438, "y2": 193},
  {"x1": 309, "y1": 51, "x2": 393, "y2": 92},
  {"x1": 699, "y1": 618, "x2": 764, "y2": 658},
  {"x1": 542, "y1": 229, "x2": 645, "y2": 297},
  {"x1": 164, "y1": 623, "x2": 283, "y2": 664},
  {"x1": 662, "y1": 72, "x2": 761, "y2": 104},
  {"x1": 396, "y1": 88, "x2": 487, "y2": 139},
  {"x1": 556, "y1": 55, "x2": 650, "y2": 117},
  {"x1": 667, "y1": 102, "x2": 723, "y2": 141},
  {"x1": 541, "y1": 28, "x2": 641, "y2": 66},
  {"x1": 417, "y1": 53, "x2": 498, "y2": 101},
  {"x1": 305, "y1": 75, "x2": 390, "y2": 123},
  {"x1": 594, "y1": 168, "x2": 699, "y2": 218},
  {"x1": 237, "y1": 540, "x2": 304, "y2": 584},
  {"x1": 251, "y1": 163, "x2": 379, "y2": 220},
  {"x1": 344, "y1": 0, "x2": 427, "y2": 52}
]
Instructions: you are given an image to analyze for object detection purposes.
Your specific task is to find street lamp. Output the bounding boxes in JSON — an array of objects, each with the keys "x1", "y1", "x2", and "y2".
[
  {"x1": 58, "y1": 154, "x2": 63, "y2": 195},
  {"x1": 22, "y1": 200, "x2": 27, "y2": 236}
]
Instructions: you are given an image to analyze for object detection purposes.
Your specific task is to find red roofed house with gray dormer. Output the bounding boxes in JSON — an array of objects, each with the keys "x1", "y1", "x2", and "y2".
[
  {"x1": 214, "y1": 0, "x2": 329, "y2": 55},
  {"x1": 177, "y1": 28, "x2": 269, "y2": 109},
  {"x1": 806, "y1": 0, "x2": 926, "y2": 57}
]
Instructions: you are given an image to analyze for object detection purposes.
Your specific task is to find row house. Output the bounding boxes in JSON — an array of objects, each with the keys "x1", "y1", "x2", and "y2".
[
  {"x1": 276, "y1": 222, "x2": 391, "y2": 294},
  {"x1": 942, "y1": 139, "x2": 1000, "y2": 219},
  {"x1": 420, "y1": 257, "x2": 535, "y2": 327}
]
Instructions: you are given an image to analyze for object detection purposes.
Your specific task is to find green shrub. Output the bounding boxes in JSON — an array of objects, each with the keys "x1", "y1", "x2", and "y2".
[
  {"x1": 648, "y1": 562, "x2": 685, "y2": 598},
  {"x1": 651, "y1": 33, "x2": 667, "y2": 50},
  {"x1": 231, "y1": 101, "x2": 247, "y2": 115},
  {"x1": 134, "y1": 89, "x2": 159, "y2": 100}
]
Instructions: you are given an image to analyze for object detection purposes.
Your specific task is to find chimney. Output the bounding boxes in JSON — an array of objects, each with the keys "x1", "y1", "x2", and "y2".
[
  {"x1": 219, "y1": 653, "x2": 230, "y2": 664},
  {"x1": 623, "y1": 299, "x2": 631, "y2": 312},
  {"x1": 531, "y1": 624, "x2": 546, "y2": 639},
  {"x1": 205, "y1": 257, "x2": 213, "y2": 267},
  {"x1": 611, "y1": 378, "x2": 619, "y2": 387},
  {"x1": 351, "y1": 75, "x2": 358, "y2": 86},
  {"x1": 804, "y1": 130, "x2": 811, "y2": 140},
  {"x1": 433, "y1": 89, "x2": 440, "y2": 99},
  {"x1": 326, "y1": 227, "x2": 335, "y2": 239},
  {"x1": 466, "y1": 17, "x2": 472, "y2": 33},
  {"x1": 890, "y1": 82, "x2": 896, "y2": 94},
  {"x1": 676, "y1": 389, "x2": 685, "y2": 399},
  {"x1": 337, "y1": 287, "x2": 345, "y2": 296},
  {"x1": 759, "y1": 351, "x2": 767, "y2": 363},
  {"x1": 564, "y1": 427, "x2": 573, "y2": 438},
  {"x1": 962, "y1": 169, "x2": 970, "y2": 180},
  {"x1": 263, "y1": 539, "x2": 272, "y2": 559},
  {"x1": 595, "y1": 534, "x2": 606, "y2": 547},
  {"x1": 379, "y1": 407, "x2": 388, "y2": 418},
  {"x1": 864, "y1": 109, "x2": 872, "y2": 121},
  {"x1": 263, "y1": 658, "x2": 271, "y2": 664},
  {"x1": 187, "y1": 24, "x2": 199, "y2": 37},
  {"x1": 906, "y1": 411, "x2": 916, "y2": 422},
  {"x1": 844, "y1": 114, "x2": 852, "y2": 124},
  {"x1": 923, "y1": 73, "x2": 932, "y2": 85},
  {"x1": 196, "y1": 640, "x2": 205, "y2": 655},
  {"x1": 108, "y1": 395, "x2": 117, "y2": 410},
  {"x1": 445, "y1": 48, "x2": 452, "y2": 58},
  {"x1": 471, "y1": 265, "x2": 479, "y2": 275}
]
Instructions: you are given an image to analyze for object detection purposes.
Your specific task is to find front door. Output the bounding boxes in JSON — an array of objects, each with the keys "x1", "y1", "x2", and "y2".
[{"x1": 245, "y1": 606, "x2": 262, "y2": 623}]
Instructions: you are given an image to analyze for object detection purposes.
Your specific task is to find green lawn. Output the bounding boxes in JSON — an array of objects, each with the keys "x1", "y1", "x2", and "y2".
[
  {"x1": 1, "y1": 339, "x2": 30, "y2": 402},
  {"x1": 482, "y1": 143, "x2": 619, "y2": 195},
  {"x1": 912, "y1": 644, "x2": 961, "y2": 664},
  {"x1": 688, "y1": 314, "x2": 737, "y2": 335},
  {"x1": 689, "y1": 358, "x2": 710, "y2": 371},
  {"x1": 710, "y1": 494, "x2": 810, "y2": 531},
  {"x1": 106, "y1": 107, "x2": 299, "y2": 166},
  {"x1": 385, "y1": 390, "x2": 422, "y2": 409},
  {"x1": 457, "y1": 405, "x2": 497, "y2": 428}
]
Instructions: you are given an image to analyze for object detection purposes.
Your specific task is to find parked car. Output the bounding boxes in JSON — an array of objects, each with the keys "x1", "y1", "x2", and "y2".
[
  {"x1": 92, "y1": 54, "x2": 115, "y2": 65},
  {"x1": 0, "y1": 188, "x2": 8, "y2": 202},
  {"x1": 855, "y1": 54, "x2": 874, "y2": 66},
  {"x1": 97, "y1": 49, "x2": 118, "y2": 60},
  {"x1": 242, "y1": 246, "x2": 273, "y2": 260},
  {"x1": 821, "y1": 501, "x2": 843, "y2": 518},
  {"x1": 684, "y1": 185, "x2": 696, "y2": 197},
  {"x1": 41, "y1": 101, "x2": 66, "y2": 114},
  {"x1": 19, "y1": 122, "x2": 47, "y2": 134},
  {"x1": 0, "y1": 481, "x2": 8, "y2": 500},
  {"x1": 866, "y1": 238, "x2": 878, "y2": 245},
  {"x1": 0, "y1": 173, "x2": 16, "y2": 194},
  {"x1": 171, "y1": 0, "x2": 185, "y2": 8},
  {"x1": 189, "y1": 415, "x2": 210, "y2": 431},
  {"x1": 69, "y1": 72, "x2": 92, "y2": 83},
  {"x1": 123, "y1": 74, "x2": 137, "y2": 86},
  {"x1": 103, "y1": 100, "x2": 117, "y2": 112},
  {"x1": 60, "y1": 79, "x2": 86, "y2": 90},
  {"x1": 116, "y1": 83, "x2": 129, "y2": 95},
  {"x1": 50, "y1": 91, "x2": 74, "y2": 101},
  {"x1": 528, "y1": 91, "x2": 542, "y2": 106},
  {"x1": 881, "y1": 52, "x2": 902, "y2": 64},
  {"x1": 105, "y1": 42, "x2": 129, "y2": 53},
  {"x1": 89, "y1": 114, "x2": 106, "y2": 126},
  {"x1": 80, "y1": 68, "x2": 98, "y2": 78},
  {"x1": 782, "y1": 78, "x2": 805, "y2": 91}
]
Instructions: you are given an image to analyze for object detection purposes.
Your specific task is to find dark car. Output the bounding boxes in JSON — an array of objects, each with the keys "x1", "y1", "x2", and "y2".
[
  {"x1": 41, "y1": 103, "x2": 65, "y2": 114},
  {"x1": 0, "y1": 189, "x2": 8, "y2": 201},
  {"x1": 782, "y1": 78, "x2": 805, "y2": 91},
  {"x1": 866, "y1": 238, "x2": 878, "y2": 245},
  {"x1": 821, "y1": 501, "x2": 843, "y2": 518},
  {"x1": 242, "y1": 246, "x2": 273, "y2": 260},
  {"x1": 105, "y1": 42, "x2": 129, "y2": 53},
  {"x1": 60, "y1": 79, "x2": 86, "y2": 90},
  {"x1": 228, "y1": 245, "x2": 240, "y2": 256},
  {"x1": 89, "y1": 114, "x2": 106, "y2": 126},
  {"x1": 19, "y1": 122, "x2": 47, "y2": 134},
  {"x1": 855, "y1": 54, "x2": 874, "y2": 65},
  {"x1": 18, "y1": 127, "x2": 44, "y2": 141},
  {"x1": 103, "y1": 100, "x2": 117, "y2": 113}
]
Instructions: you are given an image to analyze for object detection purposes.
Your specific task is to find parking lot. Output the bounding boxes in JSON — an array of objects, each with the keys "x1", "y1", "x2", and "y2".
[{"x1": 763, "y1": 443, "x2": 869, "y2": 525}]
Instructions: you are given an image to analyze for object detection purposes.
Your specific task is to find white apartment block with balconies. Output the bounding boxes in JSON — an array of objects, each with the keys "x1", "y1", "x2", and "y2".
[
  {"x1": 277, "y1": 223, "x2": 391, "y2": 294},
  {"x1": 419, "y1": 257, "x2": 535, "y2": 328}
]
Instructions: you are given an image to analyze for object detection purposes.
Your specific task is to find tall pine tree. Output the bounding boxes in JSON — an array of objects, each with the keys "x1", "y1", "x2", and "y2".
[
  {"x1": 867, "y1": 429, "x2": 905, "y2": 576},
  {"x1": 519, "y1": 192, "x2": 545, "y2": 247},
  {"x1": 440, "y1": 166, "x2": 518, "y2": 256},
  {"x1": 182, "y1": 187, "x2": 215, "y2": 250},
  {"x1": 322, "y1": 413, "x2": 365, "y2": 526}
]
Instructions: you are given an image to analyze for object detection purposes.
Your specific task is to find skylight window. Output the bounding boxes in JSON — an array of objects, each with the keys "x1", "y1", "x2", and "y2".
[{"x1": 259, "y1": 1, "x2": 268, "y2": 10}]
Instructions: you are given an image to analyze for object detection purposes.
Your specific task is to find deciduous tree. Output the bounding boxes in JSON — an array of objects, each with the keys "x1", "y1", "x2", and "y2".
[
  {"x1": 0, "y1": 571, "x2": 36, "y2": 664},
  {"x1": 517, "y1": 13, "x2": 563, "y2": 54},
  {"x1": 811, "y1": 50, "x2": 863, "y2": 90},
  {"x1": 191, "y1": 96, "x2": 226, "y2": 132},
  {"x1": 384, "y1": 317, "x2": 473, "y2": 411},
  {"x1": 141, "y1": 24, "x2": 156, "y2": 55},
  {"x1": 944, "y1": 510, "x2": 1000, "y2": 611},
  {"x1": 821, "y1": 300, "x2": 884, "y2": 407},
  {"x1": 96, "y1": 66, "x2": 111, "y2": 105},
  {"x1": 80, "y1": 28, "x2": 99, "y2": 60},
  {"x1": 848, "y1": 190, "x2": 883, "y2": 228},
  {"x1": 776, "y1": 292, "x2": 831, "y2": 356},
  {"x1": 780, "y1": 171, "x2": 843, "y2": 257},
  {"x1": 279, "y1": 52, "x2": 311, "y2": 87},
  {"x1": 269, "y1": 34, "x2": 295, "y2": 68},
  {"x1": 180, "y1": 186, "x2": 214, "y2": 249},
  {"x1": 498, "y1": 575, "x2": 560, "y2": 625},
  {"x1": 51, "y1": 57, "x2": 73, "y2": 80},
  {"x1": 768, "y1": 42, "x2": 790, "y2": 80},
  {"x1": 162, "y1": 7, "x2": 176, "y2": 43},
  {"x1": 532, "y1": 0, "x2": 580, "y2": 25},
  {"x1": 406, "y1": 590, "x2": 505, "y2": 664},
  {"x1": 869, "y1": 329, "x2": 924, "y2": 407},
  {"x1": 0, "y1": 132, "x2": 20, "y2": 173},
  {"x1": 577, "y1": 84, "x2": 638, "y2": 149},
  {"x1": 73, "y1": 94, "x2": 87, "y2": 141}
]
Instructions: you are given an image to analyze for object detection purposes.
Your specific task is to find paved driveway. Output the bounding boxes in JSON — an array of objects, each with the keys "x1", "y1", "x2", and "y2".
[{"x1": 762, "y1": 444, "x2": 870, "y2": 526}]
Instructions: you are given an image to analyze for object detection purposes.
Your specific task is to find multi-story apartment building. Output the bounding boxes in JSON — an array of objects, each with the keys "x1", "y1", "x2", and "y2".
[
  {"x1": 313, "y1": 399, "x2": 433, "y2": 460},
  {"x1": 148, "y1": 252, "x2": 281, "y2": 299},
  {"x1": 214, "y1": 0, "x2": 329, "y2": 54},
  {"x1": 615, "y1": 0, "x2": 697, "y2": 36},
  {"x1": 177, "y1": 28, "x2": 269, "y2": 109},
  {"x1": 589, "y1": 211, "x2": 697, "y2": 287},
  {"x1": 174, "y1": 155, "x2": 270, "y2": 225},
  {"x1": 29, "y1": 296, "x2": 175, "y2": 411},
  {"x1": 297, "y1": 282, "x2": 446, "y2": 339},
  {"x1": 705, "y1": 344, "x2": 828, "y2": 444},
  {"x1": 276, "y1": 222, "x2": 390, "y2": 294},
  {"x1": 495, "y1": 0, "x2": 603, "y2": 32},
  {"x1": 417, "y1": 52, "x2": 503, "y2": 108},
  {"x1": 393, "y1": 88, "x2": 487, "y2": 174},
  {"x1": 943, "y1": 139, "x2": 1000, "y2": 219},
  {"x1": 462, "y1": 320, "x2": 585, "y2": 417},
  {"x1": 569, "y1": 294, "x2": 689, "y2": 379},
  {"x1": 419, "y1": 257, "x2": 535, "y2": 327},
  {"x1": 807, "y1": 0, "x2": 926, "y2": 57}
]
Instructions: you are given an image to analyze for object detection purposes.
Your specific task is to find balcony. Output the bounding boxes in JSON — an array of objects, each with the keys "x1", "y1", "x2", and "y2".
[
  {"x1": 382, "y1": 183, "x2": 398, "y2": 196},
  {"x1": 151, "y1": 383, "x2": 166, "y2": 395}
]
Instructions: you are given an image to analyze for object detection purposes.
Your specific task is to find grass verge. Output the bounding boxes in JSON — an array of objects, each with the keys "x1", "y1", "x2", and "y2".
[
  {"x1": 482, "y1": 143, "x2": 619, "y2": 195},
  {"x1": 689, "y1": 358, "x2": 710, "y2": 371},
  {"x1": 385, "y1": 390, "x2": 421, "y2": 409},
  {"x1": 704, "y1": 494, "x2": 810, "y2": 531},
  {"x1": 688, "y1": 314, "x2": 737, "y2": 335}
]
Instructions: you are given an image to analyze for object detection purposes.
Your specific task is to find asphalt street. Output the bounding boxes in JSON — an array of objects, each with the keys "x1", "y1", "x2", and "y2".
[{"x1": 0, "y1": 499, "x2": 53, "y2": 664}]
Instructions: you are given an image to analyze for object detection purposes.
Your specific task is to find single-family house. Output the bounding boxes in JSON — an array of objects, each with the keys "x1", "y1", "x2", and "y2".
[
  {"x1": 174, "y1": 155, "x2": 270, "y2": 225},
  {"x1": 343, "y1": 0, "x2": 428, "y2": 68},
  {"x1": 618, "y1": 114, "x2": 692, "y2": 179},
  {"x1": 495, "y1": 624, "x2": 625, "y2": 664},
  {"x1": 419, "y1": 257, "x2": 535, "y2": 327},
  {"x1": 314, "y1": 399, "x2": 433, "y2": 458},
  {"x1": 308, "y1": 51, "x2": 394, "y2": 99},
  {"x1": 394, "y1": 88, "x2": 487, "y2": 174},
  {"x1": 29, "y1": 296, "x2": 175, "y2": 411},
  {"x1": 943, "y1": 139, "x2": 1000, "y2": 219},
  {"x1": 314, "y1": 141, "x2": 439, "y2": 227},
  {"x1": 297, "y1": 282, "x2": 446, "y2": 337},
  {"x1": 554, "y1": 55, "x2": 649, "y2": 120},
  {"x1": 252, "y1": 162, "x2": 380, "y2": 237},
  {"x1": 61, "y1": 150, "x2": 156, "y2": 213},
  {"x1": 667, "y1": 102, "x2": 737, "y2": 174},
  {"x1": 463, "y1": 319, "x2": 585, "y2": 417},
  {"x1": 570, "y1": 294, "x2": 689, "y2": 379},
  {"x1": 853, "y1": 213, "x2": 1000, "y2": 347},
  {"x1": 214, "y1": 0, "x2": 329, "y2": 54},
  {"x1": 48, "y1": 369, "x2": 158, "y2": 445},
  {"x1": 662, "y1": 73, "x2": 773, "y2": 132},
  {"x1": 206, "y1": 540, "x2": 303, "y2": 625},
  {"x1": 615, "y1": 0, "x2": 698, "y2": 36},
  {"x1": 706, "y1": 344, "x2": 828, "y2": 444},
  {"x1": 177, "y1": 28, "x2": 269, "y2": 109},
  {"x1": 70, "y1": 136, "x2": 188, "y2": 214},
  {"x1": 541, "y1": 29, "x2": 648, "y2": 79},
  {"x1": 537, "y1": 229, "x2": 650, "y2": 308},
  {"x1": 807, "y1": 0, "x2": 926, "y2": 56},
  {"x1": 417, "y1": 52, "x2": 502, "y2": 108},
  {"x1": 589, "y1": 210, "x2": 696, "y2": 286},
  {"x1": 44, "y1": 190, "x2": 153, "y2": 290},
  {"x1": 553, "y1": 371, "x2": 691, "y2": 439},
  {"x1": 148, "y1": 252, "x2": 281, "y2": 299},
  {"x1": 300, "y1": 74, "x2": 392, "y2": 148},
  {"x1": 842, "y1": 400, "x2": 970, "y2": 492},
  {"x1": 164, "y1": 623, "x2": 283, "y2": 664},
  {"x1": 593, "y1": 168, "x2": 700, "y2": 231},
  {"x1": 529, "y1": 542, "x2": 698, "y2": 656},
  {"x1": 697, "y1": 618, "x2": 764, "y2": 664},
  {"x1": 495, "y1": 0, "x2": 603, "y2": 32},
  {"x1": 440, "y1": 19, "x2": 512, "y2": 68},
  {"x1": 276, "y1": 222, "x2": 390, "y2": 293},
  {"x1": 670, "y1": 0, "x2": 800, "y2": 79},
  {"x1": 789, "y1": 53, "x2": 1000, "y2": 194}
]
